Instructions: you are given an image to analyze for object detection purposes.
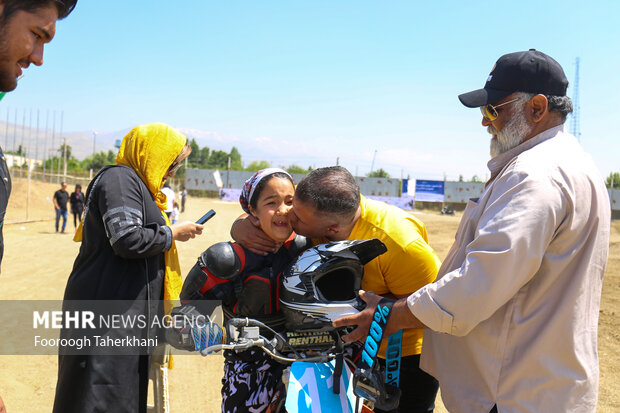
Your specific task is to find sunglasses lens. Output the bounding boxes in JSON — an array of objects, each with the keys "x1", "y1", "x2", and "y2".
[
  {"x1": 481, "y1": 105, "x2": 497, "y2": 121},
  {"x1": 169, "y1": 162, "x2": 181, "y2": 175}
]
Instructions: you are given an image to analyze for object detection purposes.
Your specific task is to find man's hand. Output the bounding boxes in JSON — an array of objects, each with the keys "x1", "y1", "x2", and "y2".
[
  {"x1": 170, "y1": 221, "x2": 203, "y2": 242},
  {"x1": 333, "y1": 290, "x2": 383, "y2": 343},
  {"x1": 333, "y1": 290, "x2": 425, "y2": 343},
  {"x1": 231, "y1": 215, "x2": 280, "y2": 255}
]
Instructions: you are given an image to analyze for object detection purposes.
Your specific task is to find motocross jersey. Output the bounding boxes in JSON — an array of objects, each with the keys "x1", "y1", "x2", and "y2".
[{"x1": 180, "y1": 233, "x2": 311, "y2": 332}]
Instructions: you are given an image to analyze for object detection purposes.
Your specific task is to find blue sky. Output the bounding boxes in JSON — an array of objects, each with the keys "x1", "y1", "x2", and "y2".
[{"x1": 2, "y1": 0, "x2": 619, "y2": 180}]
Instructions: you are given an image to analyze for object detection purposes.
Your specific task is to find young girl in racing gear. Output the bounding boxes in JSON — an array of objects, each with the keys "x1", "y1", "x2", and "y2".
[{"x1": 177, "y1": 168, "x2": 311, "y2": 413}]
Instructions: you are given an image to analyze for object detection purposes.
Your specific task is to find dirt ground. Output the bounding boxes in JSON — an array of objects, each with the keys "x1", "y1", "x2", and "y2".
[{"x1": 0, "y1": 178, "x2": 618, "y2": 412}]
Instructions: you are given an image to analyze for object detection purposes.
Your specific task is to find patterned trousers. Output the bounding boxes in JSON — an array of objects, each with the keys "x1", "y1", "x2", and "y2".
[{"x1": 222, "y1": 348, "x2": 286, "y2": 413}]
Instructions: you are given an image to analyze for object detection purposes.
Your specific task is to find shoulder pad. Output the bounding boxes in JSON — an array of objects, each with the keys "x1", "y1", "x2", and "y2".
[
  {"x1": 285, "y1": 235, "x2": 312, "y2": 257},
  {"x1": 198, "y1": 242, "x2": 242, "y2": 280}
]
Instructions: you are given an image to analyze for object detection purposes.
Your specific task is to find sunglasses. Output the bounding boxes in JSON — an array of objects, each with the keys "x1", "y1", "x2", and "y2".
[
  {"x1": 480, "y1": 97, "x2": 520, "y2": 121},
  {"x1": 168, "y1": 159, "x2": 183, "y2": 175}
]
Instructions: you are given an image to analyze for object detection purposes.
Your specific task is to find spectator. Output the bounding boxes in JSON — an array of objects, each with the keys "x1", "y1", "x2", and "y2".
[
  {"x1": 53, "y1": 181, "x2": 69, "y2": 233},
  {"x1": 179, "y1": 186, "x2": 187, "y2": 213},
  {"x1": 161, "y1": 182, "x2": 175, "y2": 219},
  {"x1": 170, "y1": 201, "x2": 179, "y2": 224},
  {"x1": 69, "y1": 183, "x2": 84, "y2": 229},
  {"x1": 334, "y1": 50, "x2": 611, "y2": 413}
]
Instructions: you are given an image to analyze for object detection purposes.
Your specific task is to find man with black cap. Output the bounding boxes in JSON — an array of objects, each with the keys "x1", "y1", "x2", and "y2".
[{"x1": 334, "y1": 49, "x2": 611, "y2": 412}]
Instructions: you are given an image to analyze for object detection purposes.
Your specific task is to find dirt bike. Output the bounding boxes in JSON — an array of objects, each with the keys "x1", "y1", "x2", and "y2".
[{"x1": 194, "y1": 316, "x2": 397, "y2": 413}]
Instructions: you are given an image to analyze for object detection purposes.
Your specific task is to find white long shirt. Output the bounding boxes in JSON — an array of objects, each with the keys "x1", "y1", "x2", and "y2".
[
  {"x1": 408, "y1": 125, "x2": 610, "y2": 413},
  {"x1": 161, "y1": 187, "x2": 175, "y2": 213}
]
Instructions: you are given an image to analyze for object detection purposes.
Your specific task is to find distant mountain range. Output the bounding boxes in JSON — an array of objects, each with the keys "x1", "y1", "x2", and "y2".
[
  {"x1": 0, "y1": 123, "x2": 246, "y2": 162},
  {"x1": 0, "y1": 122, "x2": 327, "y2": 171}
]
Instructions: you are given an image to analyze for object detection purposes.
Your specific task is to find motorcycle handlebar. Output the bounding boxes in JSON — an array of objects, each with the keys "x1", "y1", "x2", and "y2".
[{"x1": 200, "y1": 317, "x2": 338, "y2": 364}]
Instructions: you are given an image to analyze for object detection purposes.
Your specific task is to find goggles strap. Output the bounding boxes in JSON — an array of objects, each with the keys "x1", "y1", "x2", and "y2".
[
  {"x1": 385, "y1": 329, "x2": 403, "y2": 388},
  {"x1": 359, "y1": 298, "x2": 394, "y2": 370},
  {"x1": 353, "y1": 298, "x2": 402, "y2": 411}
]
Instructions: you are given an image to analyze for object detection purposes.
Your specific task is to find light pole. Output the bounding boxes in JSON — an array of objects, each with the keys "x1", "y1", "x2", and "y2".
[
  {"x1": 90, "y1": 131, "x2": 98, "y2": 179},
  {"x1": 92, "y1": 130, "x2": 97, "y2": 158}
]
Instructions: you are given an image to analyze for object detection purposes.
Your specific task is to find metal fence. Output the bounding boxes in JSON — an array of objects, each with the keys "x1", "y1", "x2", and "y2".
[{"x1": 184, "y1": 169, "x2": 402, "y2": 197}]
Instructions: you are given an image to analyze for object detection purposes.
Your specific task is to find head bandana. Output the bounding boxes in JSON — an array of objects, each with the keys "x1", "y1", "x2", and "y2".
[
  {"x1": 239, "y1": 168, "x2": 292, "y2": 214},
  {"x1": 116, "y1": 123, "x2": 187, "y2": 210}
]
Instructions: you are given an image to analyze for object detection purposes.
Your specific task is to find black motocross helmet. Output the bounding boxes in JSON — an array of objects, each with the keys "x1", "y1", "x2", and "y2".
[{"x1": 280, "y1": 238, "x2": 387, "y2": 331}]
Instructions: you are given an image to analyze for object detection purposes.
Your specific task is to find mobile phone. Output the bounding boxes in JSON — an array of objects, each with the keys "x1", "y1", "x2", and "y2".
[{"x1": 196, "y1": 209, "x2": 216, "y2": 225}]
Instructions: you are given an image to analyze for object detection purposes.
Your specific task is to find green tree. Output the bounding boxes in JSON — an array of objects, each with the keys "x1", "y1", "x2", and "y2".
[
  {"x1": 367, "y1": 168, "x2": 390, "y2": 178},
  {"x1": 471, "y1": 175, "x2": 482, "y2": 183},
  {"x1": 42, "y1": 156, "x2": 60, "y2": 171},
  {"x1": 41, "y1": 144, "x2": 82, "y2": 172},
  {"x1": 187, "y1": 138, "x2": 201, "y2": 167},
  {"x1": 285, "y1": 164, "x2": 312, "y2": 174},
  {"x1": 58, "y1": 143, "x2": 73, "y2": 159},
  {"x1": 107, "y1": 150, "x2": 117, "y2": 164},
  {"x1": 246, "y1": 160, "x2": 271, "y2": 171},
  {"x1": 229, "y1": 147, "x2": 243, "y2": 170},
  {"x1": 207, "y1": 150, "x2": 229, "y2": 169},
  {"x1": 6, "y1": 145, "x2": 25, "y2": 156},
  {"x1": 81, "y1": 150, "x2": 115, "y2": 171},
  {"x1": 606, "y1": 172, "x2": 620, "y2": 188},
  {"x1": 199, "y1": 147, "x2": 211, "y2": 168}
]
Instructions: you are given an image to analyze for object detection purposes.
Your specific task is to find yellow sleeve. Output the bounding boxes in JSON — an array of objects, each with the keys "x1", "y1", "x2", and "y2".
[
  {"x1": 310, "y1": 237, "x2": 330, "y2": 246},
  {"x1": 380, "y1": 237, "x2": 441, "y2": 296}
]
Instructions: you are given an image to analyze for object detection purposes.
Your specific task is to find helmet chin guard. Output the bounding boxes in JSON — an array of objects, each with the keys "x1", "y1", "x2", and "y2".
[{"x1": 280, "y1": 239, "x2": 387, "y2": 331}]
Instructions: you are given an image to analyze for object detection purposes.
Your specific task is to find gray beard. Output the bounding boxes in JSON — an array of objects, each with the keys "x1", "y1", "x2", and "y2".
[{"x1": 489, "y1": 103, "x2": 532, "y2": 158}]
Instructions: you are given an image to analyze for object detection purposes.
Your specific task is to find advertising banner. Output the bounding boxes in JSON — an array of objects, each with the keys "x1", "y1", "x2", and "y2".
[{"x1": 414, "y1": 180, "x2": 444, "y2": 202}]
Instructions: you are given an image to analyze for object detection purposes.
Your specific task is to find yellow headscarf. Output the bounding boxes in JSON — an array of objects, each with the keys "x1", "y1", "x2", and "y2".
[{"x1": 116, "y1": 123, "x2": 185, "y2": 211}]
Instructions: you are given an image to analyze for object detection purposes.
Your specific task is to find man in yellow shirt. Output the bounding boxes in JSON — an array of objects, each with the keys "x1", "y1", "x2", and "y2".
[{"x1": 232, "y1": 166, "x2": 441, "y2": 412}]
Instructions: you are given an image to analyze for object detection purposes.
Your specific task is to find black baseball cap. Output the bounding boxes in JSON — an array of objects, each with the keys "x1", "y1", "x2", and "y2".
[{"x1": 458, "y1": 49, "x2": 569, "y2": 108}]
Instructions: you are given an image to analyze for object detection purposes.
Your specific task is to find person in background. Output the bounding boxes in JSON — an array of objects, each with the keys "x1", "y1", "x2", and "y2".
[
  {"x1": 334, "y1": 50, "x2": 611, "y2": 413},
  {"x1": 171, "y1": 201, "x2": 179, "y2": 224},
  {"x1": 179, "y1": 186, "x2": 187, "y2": 213},
  {"x1": 69, "y1": 183, "x2": 84, "y2": 229},
  {"x1": 53, "y1": 123, "x2": 204, "y2": 413},
  {"x1": 53, "y1": 181, "x2": 69, "y2": 233},
  {"x1": 162, "y1": 182, "x2": 175, "y2": 219}
]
